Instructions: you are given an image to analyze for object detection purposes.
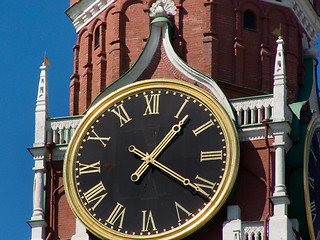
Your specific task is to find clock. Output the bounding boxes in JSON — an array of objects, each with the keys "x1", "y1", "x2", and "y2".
[
  {"x1": 304, "y1": 115, "x2": 320, "y2": 240},
  {"x1": 63, "y1": 79, "x2": 239, "y2": 239}
]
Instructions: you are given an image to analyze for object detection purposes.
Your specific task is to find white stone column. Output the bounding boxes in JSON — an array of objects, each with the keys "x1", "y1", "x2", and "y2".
[
  {"x1": 28, "y1": 152, "x2": 47, "y2": 240},
  {"x1": 272, "y1": 128, "x2": 287, "y2": 196},
  {"x1": 268, "y1": 36, "x2": 294, "y2": 239},
  {"x1": 28, "y1": 63, "x2": 49, "y2": 240}
]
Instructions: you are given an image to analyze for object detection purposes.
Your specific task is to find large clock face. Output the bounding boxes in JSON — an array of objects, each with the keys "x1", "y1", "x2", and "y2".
[
  {"x1": 64, "y1": 79, "x2": 239, "y2": 239},
  {"x1": 304, "y1": 116, "x2": 320, "y2": 240}
]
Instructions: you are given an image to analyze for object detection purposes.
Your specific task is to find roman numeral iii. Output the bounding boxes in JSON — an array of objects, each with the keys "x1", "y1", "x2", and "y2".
[{"x1": 200, "y1": 150, "x2": 223, "y2": 161}]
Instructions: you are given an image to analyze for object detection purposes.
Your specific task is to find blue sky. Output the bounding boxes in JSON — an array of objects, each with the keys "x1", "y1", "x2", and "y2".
[
  {"x1": 0, "y1": 2, "x2": 75, "y2": 239},
  {"x1": 1, "y1": 1, "x2": 320, "y2": 240}
]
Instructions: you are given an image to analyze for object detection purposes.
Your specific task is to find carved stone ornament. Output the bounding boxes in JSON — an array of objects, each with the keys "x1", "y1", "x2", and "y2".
[{"x1": 149, "y1": 0, "x2": 176, "y2": 18}]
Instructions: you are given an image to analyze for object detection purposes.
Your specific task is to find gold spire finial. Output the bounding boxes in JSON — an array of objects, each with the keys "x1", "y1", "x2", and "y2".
[
  {"x1": 43, "y1": 52, "x2": 51, "y2": 67},
  {"x1": 272, "y1": 24, "x2": 282, "y2": 40}
]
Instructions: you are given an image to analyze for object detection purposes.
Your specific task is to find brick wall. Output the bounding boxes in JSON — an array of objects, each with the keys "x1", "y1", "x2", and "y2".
[{"x1": 69, "y1": 0, "x2": 304, "y2": 115}]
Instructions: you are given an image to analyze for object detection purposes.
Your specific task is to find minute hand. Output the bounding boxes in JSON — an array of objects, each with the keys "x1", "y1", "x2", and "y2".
[
  {"x1": 149, "y1": 115, "x2": 188, "y2": 159},
  {"x1": 148, "y1": 158, "x2": 210, "y2": 198}
]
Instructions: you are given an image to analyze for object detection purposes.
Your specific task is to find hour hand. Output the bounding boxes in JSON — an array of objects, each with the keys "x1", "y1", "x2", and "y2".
[
  {"x1": 128, "y1": 145, "x2": 149, "y2": 182},
  {"x1": 128, "y1": 145, "x2": 147, "y2": 159}
]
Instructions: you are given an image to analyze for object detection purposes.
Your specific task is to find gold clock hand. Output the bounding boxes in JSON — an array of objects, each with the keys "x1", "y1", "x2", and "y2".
[
  {"x1": 148, "y1": 158, "x2": 210, "y2": 198},
  {"x1": 128, "y1": 145, "x2": 147, "y2": 158},
  {"x1": 149, "y1": 115, "x2": 188, "y2": 159},
  {"x1": 128, "y1": 145, "x2": 150, "y2": 182},
  {"x1": 129, "y1": 115, "x2": 188, "y2": 182}
]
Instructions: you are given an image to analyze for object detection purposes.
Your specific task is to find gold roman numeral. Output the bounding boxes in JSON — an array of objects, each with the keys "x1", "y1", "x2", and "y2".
[
  {"x1": 111, "y1": 104, "x2": 132, "y2": 127},
  {"x1": 141, "y1": 210, "x2": 157, "y2": 232},
  {"x1": 192, "y1": 119, "x2": 214, "y2": 136},
  {"x1": 87, "y1": 129, "x2": 111, "y2": 147},
  {"x1": 83, "y1": 181, "x2": 107, "y2": 210},
  {"x1": 309, "y1": 175, "x2": 315, "y2": 190},
  {"x1": 174, "y1": 201, "x2": 192, "y2": 223},
  {"x1": 174, "y1": 99, "x2": 189, "y2": 119},
  {"x1": 106, "y1": 202, "x2": 126, "y2": 229},
  {"x1": 143, "y1": 93, "x2": 160, "y2": 115},
  {"x1": 200, "y1": 150, "x2": 223, "y2": 162},
  {"x1": 79, "y1": 161, "x2": 100, "y2": 175},
  {"x1": 311, "y1": 200, "x2": 317, "y2": 223},
  {"x1": 194, "y1": 175, "x2": 216, "y2": 197}
]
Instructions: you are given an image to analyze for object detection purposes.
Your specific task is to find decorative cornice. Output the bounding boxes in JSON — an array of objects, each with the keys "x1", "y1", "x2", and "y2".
[
  {"x1": 238, "y1": 125, "x2": 273, "y2": 142},
  {"x1": 262, "y1": 0, "x2": 320, "y2": 42},
  {"x1": 66, "y1": 0, "x2": 116, "y2": 33},
  {"x1": 291, "y1": 0, "x2": 320, "y2": 42}
]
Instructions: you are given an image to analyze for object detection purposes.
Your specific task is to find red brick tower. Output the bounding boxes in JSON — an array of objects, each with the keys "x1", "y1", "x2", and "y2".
[
  {"x1": 28, "y1": 0, "x2": 320, "y2": 240},
  {"x1": 67, "y1": 0, "x2": 319, "y2": 116}
]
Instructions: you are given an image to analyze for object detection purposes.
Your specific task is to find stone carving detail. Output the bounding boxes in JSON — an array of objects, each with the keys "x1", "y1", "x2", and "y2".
[
  {"x1": 149, "y1": 0, "x2": 176, "y2": 17},
  {"x1": 47, "y1": 117, "x2": 82, "y2": 144},
  {"x1": 242, "y1": 221, "x2": 264, "y2": 240},
  {"x1": 231, "y1": 95, "x2": 274, "y2": 126}
]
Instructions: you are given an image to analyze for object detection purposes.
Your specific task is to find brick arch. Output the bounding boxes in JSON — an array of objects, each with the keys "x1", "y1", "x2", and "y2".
[
  {"x1": 77, "y1": 27, "x2": 93, "y2": 113},
  {"x1": 91, "y1": 19, "x2": 107, "y2": 101},
  {"x1": 76, "y1": 27, "x2": 89, "y2": 46},
  {"x1": 239, "y1": 0, "x2": 265, "y2": 16},
  {"x1": 238, "y1": 1, "x2": 264, "y2": 90},
  {"x1": 120, "y1": 0, "x2": 150, "y2": 73},
  {"x1": 120, "y1": 0, "x2": 144, "y2": 12},
  {"x1": 89, "y1": 18, "x2": 104, "y2": 34}
]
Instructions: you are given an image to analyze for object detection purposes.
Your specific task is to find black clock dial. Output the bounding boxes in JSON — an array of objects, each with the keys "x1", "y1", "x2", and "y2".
[
  {"x1": 64, "y1": 80, "x2": 239, "y2": 240},
  {"x1": 305, "y1": 117, "x2": 320, "y2": 240}
]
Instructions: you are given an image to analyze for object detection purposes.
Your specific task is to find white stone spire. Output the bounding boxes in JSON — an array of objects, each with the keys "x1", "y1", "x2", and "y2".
[
  {"x1": 34, "y1": 63, "x2": 49, "y2": 147},
  {"x1": 272, "y1": 37, "x2": 287, "y2": 122}
]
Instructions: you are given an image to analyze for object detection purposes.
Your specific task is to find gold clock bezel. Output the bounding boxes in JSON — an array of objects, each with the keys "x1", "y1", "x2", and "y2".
[
  {"x1": 303, "y1": 115, "x2": 320, "y2": 240},
  {"x1": 63, "y1": 79, "x2": 240, "y2": 240}
]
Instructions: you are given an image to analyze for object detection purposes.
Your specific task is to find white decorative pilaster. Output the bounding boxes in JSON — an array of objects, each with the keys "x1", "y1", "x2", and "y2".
[
  {"x1": 28, "y1": 63, "x2": 49, "y2": 240},
  {"x1": 71, "y1": 218, "x2": 90, "y2": 240},
  {"x1": 223, "y1": 205, "x2": 242, "y2": 240},
  {"x1": 268, "y1": 37, "x2": 294, "y2": 240}
]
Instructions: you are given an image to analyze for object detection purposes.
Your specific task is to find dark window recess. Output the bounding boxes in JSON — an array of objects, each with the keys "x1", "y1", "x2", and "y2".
[
  {"x1": 94, "y1": 26, "x2": 100, "y2": 49},
  {"x1": 243, "y1": 10, "x2": 256, "y2": 31}
]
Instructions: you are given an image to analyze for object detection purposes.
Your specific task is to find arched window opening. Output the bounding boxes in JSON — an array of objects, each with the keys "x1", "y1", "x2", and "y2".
[
  {"x1": 94, "y1": 26, "x2": 101, "y2": 49},
  {"x1": 244, "y1": 10, "x2": 256, "y2": 31}
]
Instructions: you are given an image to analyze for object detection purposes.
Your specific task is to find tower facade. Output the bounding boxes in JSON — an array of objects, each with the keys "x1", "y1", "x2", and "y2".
[{"x1": 28, "y1": 0, "x2": 320, "y2": 240}]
